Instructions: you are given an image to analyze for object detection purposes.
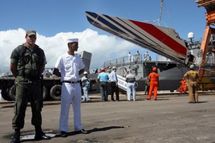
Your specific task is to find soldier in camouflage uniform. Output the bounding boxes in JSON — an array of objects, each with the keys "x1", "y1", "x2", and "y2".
[
  {"x1": 10, "y1": 30, "x2": 50, "y2": 143},
  {"x1": 184, "y1": 64, "x2": 199, "y2": 103}
]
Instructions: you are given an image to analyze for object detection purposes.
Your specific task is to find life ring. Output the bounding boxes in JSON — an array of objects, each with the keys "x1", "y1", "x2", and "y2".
[{"x1": 50, "y1": 85, "x2": 61, "y2": 100}]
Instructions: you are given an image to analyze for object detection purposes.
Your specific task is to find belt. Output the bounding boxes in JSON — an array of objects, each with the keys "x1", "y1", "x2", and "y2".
[
  {"x1": 17, "y1": 79, "x2": 39, "y2": 84},
  {"x1": 62, "y1": 80, "x2": 80, "y2": 84},
  {"x1": 127, "y1": 81, "x2": 135, "y2": 83}
]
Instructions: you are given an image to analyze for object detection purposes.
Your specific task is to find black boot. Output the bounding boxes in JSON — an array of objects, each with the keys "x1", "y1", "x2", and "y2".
[
  {"x1": 11, "y1": 129, "x2": 20, "y2": 143},
  {"x1": 34, "y1": 126, "x2": 51, "y2": 140},
  {"x1": 111, "y1": 95, "x2": 115, "y2": 101}
]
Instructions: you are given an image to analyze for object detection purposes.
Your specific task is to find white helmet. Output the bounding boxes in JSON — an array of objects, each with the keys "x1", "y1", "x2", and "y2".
[
  {"x1": 189, "y1": 64, "x2": 195, "y2": 69},
  {"x1": 83, "y1": 71, "x2": 88, "y2": 74}
]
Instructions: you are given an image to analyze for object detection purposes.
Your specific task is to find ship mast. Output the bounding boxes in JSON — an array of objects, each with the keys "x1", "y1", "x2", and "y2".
[{"x1": 158, "y1": 0, "x2": 164, "y2": 25}]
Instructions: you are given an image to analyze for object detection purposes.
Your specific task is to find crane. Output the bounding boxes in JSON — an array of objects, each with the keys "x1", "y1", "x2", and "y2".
[{"x1": 196, "y1": 0, "x2": 215, "y2": 89}]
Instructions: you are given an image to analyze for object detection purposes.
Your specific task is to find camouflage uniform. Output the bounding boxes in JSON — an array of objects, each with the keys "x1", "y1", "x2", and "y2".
[
  {"x1": 10, "y1": 44, "x2": 46, "y2": 130},
  {"x1": 184, "y1": 69, "x2": 199, "y2": 103}
]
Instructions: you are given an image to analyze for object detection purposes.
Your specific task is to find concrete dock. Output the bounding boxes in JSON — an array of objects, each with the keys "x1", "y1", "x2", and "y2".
[{"x1": 1, "y1": 93, "x2": 215, "y2": 143}]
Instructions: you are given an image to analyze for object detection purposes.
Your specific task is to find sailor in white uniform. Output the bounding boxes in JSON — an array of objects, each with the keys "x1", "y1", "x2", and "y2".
[
  {"x1": 81, "y1": 71, "x2": 90, "y2": 101},
  {"x1": 53, "y1": 38, "x2": 87, "y2": 137}
]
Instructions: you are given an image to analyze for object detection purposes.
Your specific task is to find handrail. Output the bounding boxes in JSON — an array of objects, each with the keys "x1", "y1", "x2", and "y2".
[{"x1": 103, "y1": 53, "x2": 152, "y2": 68}]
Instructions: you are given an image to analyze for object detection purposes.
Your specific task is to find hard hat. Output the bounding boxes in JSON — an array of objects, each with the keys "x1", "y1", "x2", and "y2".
[
  {"x1": 189, "y1": 64, "x2": 195, "y2": 69},
  {"x1": 112, "y1": 66, "x2": 116, "y2": 70},
  {"x1": 152, "y1": 67, "x2": 157, "y2": 72},
  {"x1": 83, "y1": 71, "x2": 88, "y2": 74},
  {"x1": 100, "y1": 67, "x2": 105, "y2": 72}
]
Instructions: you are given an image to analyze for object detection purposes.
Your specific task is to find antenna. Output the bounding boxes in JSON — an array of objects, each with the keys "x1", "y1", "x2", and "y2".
[{"x1": 158, "y1": 0, "x2": 164, "y2": 25}]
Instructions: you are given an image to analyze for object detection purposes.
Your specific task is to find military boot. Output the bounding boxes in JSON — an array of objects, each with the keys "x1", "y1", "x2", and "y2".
[
  {"x1": 34, "y1": 126, "x2": 51, "y2": 140},
  {"x1": 11, "y1": 129, "x2": 20, "y2": 143}
]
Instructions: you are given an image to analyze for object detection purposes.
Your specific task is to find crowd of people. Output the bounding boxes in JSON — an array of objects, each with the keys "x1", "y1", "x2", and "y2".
[
  {"x1": 128, "y1": 50, "x2": 152, "y2": 64},
  {"x1": 95, "y1": 51, "x2": 199, "y2": 104},
  {"x1": 95, "y1": 65, "x2": 160, "y2": 102},
  {"x1": 97, "y1": 66, "x2": 119, "y2": 101}
]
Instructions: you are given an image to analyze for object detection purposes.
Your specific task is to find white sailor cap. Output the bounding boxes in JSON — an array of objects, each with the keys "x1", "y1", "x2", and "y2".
[
  {"x1": 67, "y1": 38, "x2": 78, "y2": 43},
  {"x1": 112, "y1": 66, "x2": 116, "y2": 70}
]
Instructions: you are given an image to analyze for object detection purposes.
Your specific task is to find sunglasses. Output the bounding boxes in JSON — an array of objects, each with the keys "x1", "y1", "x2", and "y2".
[{"x1": 28, "y1": 35, "x2": 36, "y2": 38}]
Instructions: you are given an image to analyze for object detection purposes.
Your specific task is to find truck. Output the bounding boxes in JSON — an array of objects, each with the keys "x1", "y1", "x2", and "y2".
[
  {"x1": 0, "y1": 74, "x2": 62, "y2": 101},
  {"x1": 0, "y1": 51, "x2": 93, "y2": 101}
]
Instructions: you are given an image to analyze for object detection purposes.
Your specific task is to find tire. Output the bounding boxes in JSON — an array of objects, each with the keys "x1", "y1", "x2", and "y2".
[
  {"x1": 7, "y1": 85, "x2": 47, "y2": 101},
  {"x1": 1, "y1": 88, "x2": 11, "y2": 101},
  {"x1": 8, "y1": 85, "x2": 16, "y2": 101},
  {"x1": 50, "y1": 85, "x2": 61, "y2": 100},
  {"x1": 42, "y1": 86, "x2": 48, "y2": 100}
]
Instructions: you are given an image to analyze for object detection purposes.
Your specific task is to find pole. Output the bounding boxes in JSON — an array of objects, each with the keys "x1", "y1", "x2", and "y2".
[{"x1": 159, "y1": 0, "x2": 164, "y2": 25}]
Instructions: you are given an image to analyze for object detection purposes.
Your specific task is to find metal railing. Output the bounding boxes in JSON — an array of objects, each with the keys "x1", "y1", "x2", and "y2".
[{"x1": 103, "y1": 54, "x2": 152, "y2": 68}]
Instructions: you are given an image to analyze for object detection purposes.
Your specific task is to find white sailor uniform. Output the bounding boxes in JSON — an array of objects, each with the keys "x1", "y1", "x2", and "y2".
[{"x1": 55, "y1": 53, "x2": 85, "y2": 132}]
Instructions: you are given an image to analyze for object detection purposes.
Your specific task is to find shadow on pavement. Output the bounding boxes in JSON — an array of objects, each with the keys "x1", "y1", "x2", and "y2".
[
  {"x1": 196, "y1": 101, "x2": 208, "y2": 104},
  {"x1": 54, "y1": 125, "x2": 125, "y2": 138},
  {"x1": 86, "y1": 126, "x2": 125, "y2": 134}
]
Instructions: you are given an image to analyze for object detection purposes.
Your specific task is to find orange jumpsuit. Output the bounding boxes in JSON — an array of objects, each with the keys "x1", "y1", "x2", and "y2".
[
  {"x1": 177, "y1": 79, "x2": 187, "y2": 93},
  {"x1": 147, "y1": 72, "x2": 159, "y2": 100}
]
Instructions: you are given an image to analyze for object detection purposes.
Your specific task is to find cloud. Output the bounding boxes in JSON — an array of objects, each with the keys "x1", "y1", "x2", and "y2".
[{"x1": 0, "y1": 28, "x2": 151, "y2": 73}]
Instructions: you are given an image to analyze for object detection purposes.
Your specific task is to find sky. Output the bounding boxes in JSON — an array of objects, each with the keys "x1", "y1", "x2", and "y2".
[{"x1": 0, "y1": 0, "x2": 206, "y2": 73}]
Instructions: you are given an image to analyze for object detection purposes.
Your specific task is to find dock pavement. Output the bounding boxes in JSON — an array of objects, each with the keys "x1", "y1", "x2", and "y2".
[{"x1": 1, "y1": 92, "x2": 215, "y2": 143}]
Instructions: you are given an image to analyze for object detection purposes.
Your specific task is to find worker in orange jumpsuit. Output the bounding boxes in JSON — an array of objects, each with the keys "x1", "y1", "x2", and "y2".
[
  {"x1": 147, "y1": 67, "x2": 159, "y2": 100},
  {"x1": 177, "y1": 78, "x2": 187, "y2": 93}
]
